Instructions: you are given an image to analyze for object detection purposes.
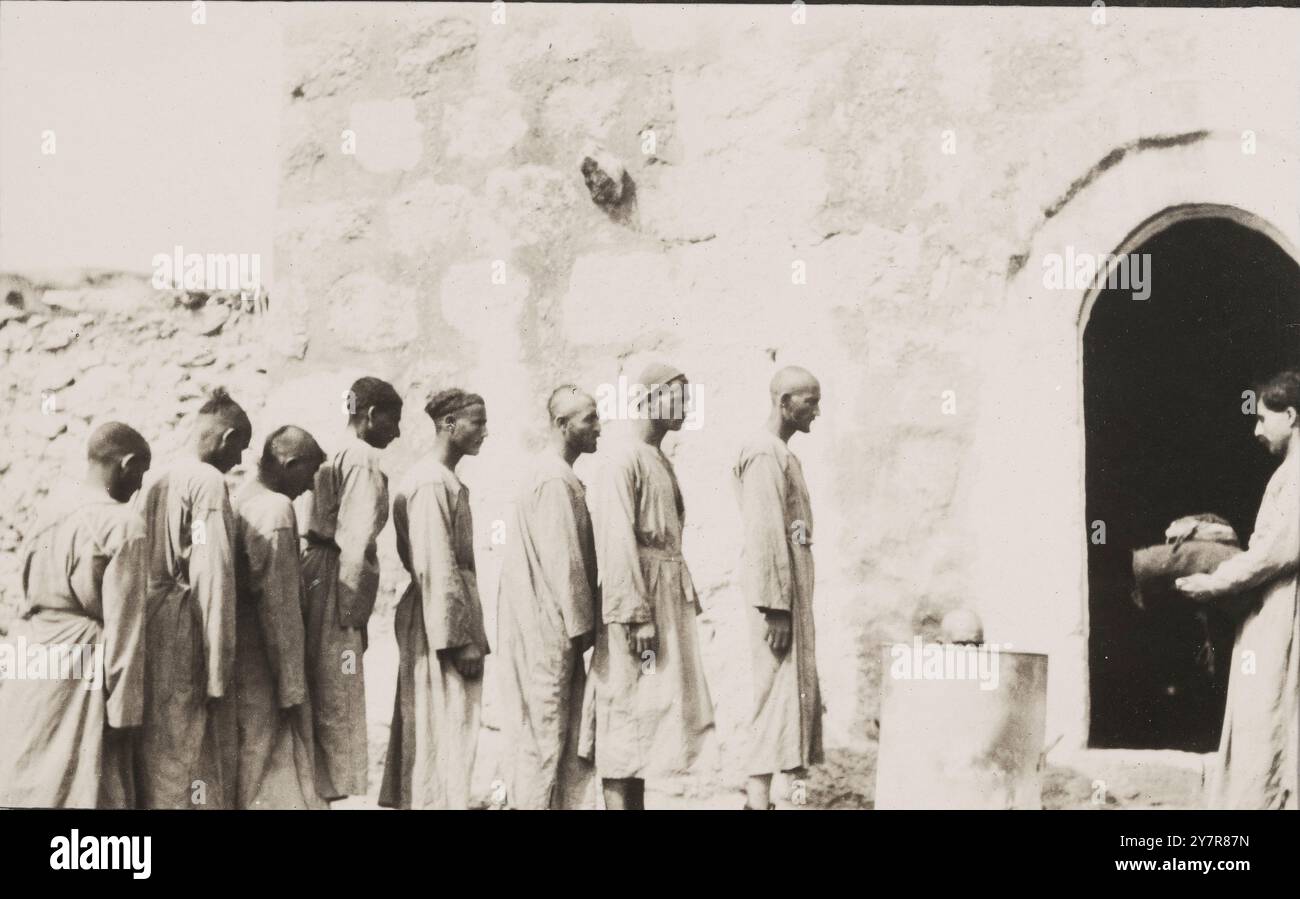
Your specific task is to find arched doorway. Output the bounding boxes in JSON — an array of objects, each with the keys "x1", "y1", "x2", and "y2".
[{"x1": 1084, "y1": 215, "x2": 1300, "y2": 750}]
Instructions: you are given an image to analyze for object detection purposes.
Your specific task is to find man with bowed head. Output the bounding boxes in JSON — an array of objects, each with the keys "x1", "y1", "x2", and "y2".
[
  {"x1": 0, "y1": 422, "x2": 151, "y2": 808},
  {"x1": 302, "y1": 376, "x2": 402, "y2": 803},
  {"x1": 498, "y1": 385, "x2": 601, "y2": 809},
  {"x1": 232, "y1": 425, "x2": 328, "y2": 809},
  {"x1": 381, "y1": 388, "x2": 490, "y2": 809},
  {"x1": 136, "y1": 388, "x2": 250, "y2": 809}
]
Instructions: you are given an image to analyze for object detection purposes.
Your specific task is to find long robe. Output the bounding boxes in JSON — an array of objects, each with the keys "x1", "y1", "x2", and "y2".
[
  {"x1": 578, "y1": 440, "x2": 715, "y2": 780},
  {"x1": 301, "y1": 434, "x2": 388, "y2": 800},
  {"x1": 380, "y1": 459, "x2": 489, "y2": 809},
  {"x1": 232, "y1": 479, "x2": 325, "y2": 810},
  {"x1": 134, "y1": 460, "x2": 239, "y2": 809},
  {"x1": 1198, "y1": 446, "x2": 1300, "y2": 809},
  {"x1": 497, "y1": 454, "x2": 597, "y2": 809},
  {"x1": 734, "y1": 431, "x2": 823, "y2": 776},
  {"x1": 0, "y1": 488, "x2": 146, "y2": 808}
]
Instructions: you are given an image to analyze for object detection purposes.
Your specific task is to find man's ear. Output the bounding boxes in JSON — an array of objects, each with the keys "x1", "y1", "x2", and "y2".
[
  {"x1": 220, "y1": 427, "x2": 237, "y2": 450},
  {"x1": 118, "y1": 452, "x2": 137, "y2": 473}
]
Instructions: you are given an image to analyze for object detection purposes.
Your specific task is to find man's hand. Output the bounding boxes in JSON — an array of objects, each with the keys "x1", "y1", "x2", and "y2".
[
  {"x1": 626, "y1": 621, "x2": 657, "y2": 658},
  {"x1": 572, "y1": 630, "x2": 595, "y2": 654},
  {"x1": 1176, "y1": 574, "x2": 1217, "y2": 601},
  {"x1": 452, "y1": 643, "x2": 485, "y2": 680},
  {"x1": 764, "y1": 610, "x2": 792, "y2": 656}
]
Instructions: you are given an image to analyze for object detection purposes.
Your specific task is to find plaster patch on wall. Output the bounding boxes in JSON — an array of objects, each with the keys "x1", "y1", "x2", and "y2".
[
  {"x1": 444, "y1": 95, "x2": 528, "y2": 161},
  {"x1": 440, "y1": 259, "x2": 531, "y2": 339},
  {"x1": 326, "y1": 272, "x2": 418, "y2": 351},
  {"x1": 349, "y1": 99, "x2": 424, "y2": 173}
]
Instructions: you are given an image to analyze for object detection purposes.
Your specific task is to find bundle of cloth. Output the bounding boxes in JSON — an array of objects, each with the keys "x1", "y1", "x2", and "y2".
[{"x1": 1131, "y1": 513, "x2": 1259, "y2": 676}]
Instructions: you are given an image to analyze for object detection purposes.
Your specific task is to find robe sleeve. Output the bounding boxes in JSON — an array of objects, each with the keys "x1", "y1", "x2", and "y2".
[
  {"x1": 334, "y1": 461, "x2": 388, "y2": 628},
  {"x1": 591, "y1": 454, "x2": 652, "y2": 626},
  {"x1": 533, "y1": 478, "x2": 596, "y2": 638},
  {"x1": 190, "y1": 474, "x2": 238, "y2": 699},
  {"x1": 102, "y1": 515, "x2": 147, "y2": 729},
  {"x1": 408, "y1": 481, "x2": 480, "y2": 653},
  {"x1": 737, "y1": 450, "x2": 795, "y2": 614},
  {"x1": 250, "y1": 525, "x2": 309, "y2": 709},
  {"x1": 1199, "y1": 473, "x2": 1299, "y2": 597}
]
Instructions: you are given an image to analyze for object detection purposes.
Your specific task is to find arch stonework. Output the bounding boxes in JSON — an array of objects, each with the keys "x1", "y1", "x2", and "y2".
[{"x1": 968, "y1": 130, "x2": 1300, "y2": 754}]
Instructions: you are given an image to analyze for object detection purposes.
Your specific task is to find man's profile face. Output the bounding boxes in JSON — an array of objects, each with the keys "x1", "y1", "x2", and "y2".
[
  {"x1": 367, "y1": 405, "x2": 402, "y2": 449},
  {"x1": 114, "y1": 451, "x2": 152, "y2": 501},
  {"x1": 215, "y1": 424, "x2": 252, "y2": 474},
  {"x1": 785, "y1": 384, "x2": 821, "y2": 433},
  {"x1": 453, "y1": 403, "x2": 488, "y2": 456},
  {"x1": 655, "y1": 378, "x2": 689, "y2": 431},
  {"x1": 283, "y1": 455, "x2": 325, "y2": 500},
  {"x1": 562, "y1": 398, "x2": 601, "y2": 454},
  {"x1": 1254, "y1": 403, "x2": 1297, "y2": 456}
]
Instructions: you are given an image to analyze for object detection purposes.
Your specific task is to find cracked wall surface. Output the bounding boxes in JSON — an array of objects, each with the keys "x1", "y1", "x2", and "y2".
[{"x1": 3, "y1": 4, "x2": 1298, "y2": 798}]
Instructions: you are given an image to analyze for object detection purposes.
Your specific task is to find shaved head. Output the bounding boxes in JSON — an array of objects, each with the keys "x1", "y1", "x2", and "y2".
[
  {"x1": 547, "y1": 384, "x2": 595, "y2": 425},
  {"x1": 261, "y1": 425, "x2": 323, "y2": 469},
  {"x1": 198, "y1": 386, "x2": 251, "y2": 432},
  {"x1": 349, "y1": 377, "x2": 402, "y2": 420},
  {"x1": 195, "y1": 387, "x2": 252, "y2": 473},
  {"x1": 768, "y1": 366, "x2": 821, "y2": 436},
  {"x1": 547, "y1": 383, "x2": 600, "y2": 459},
  {"x1": 769, "y1": 366, "x2": 819, "y2": 403},
  {"x1": 87, "y1": 421, "x2": 151, "y2": 501},
  {"x1": 87, "y1": 421, "x2": 150, "y2": 465},
  {"x1": 259, "y1": 425, "x2": 325, "y2": 498}
]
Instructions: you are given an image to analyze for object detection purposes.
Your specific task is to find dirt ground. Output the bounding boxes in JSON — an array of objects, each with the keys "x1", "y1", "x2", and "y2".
[
  {"x1": 0, "y1": 570, "x2": 1204, "y2": 812},
  {"x1": 343, "y1": 614, "x2": 1205, "y2": 811},
  {"x1": 0, "y1": 597, "x2": 1203, "y2": 812}
]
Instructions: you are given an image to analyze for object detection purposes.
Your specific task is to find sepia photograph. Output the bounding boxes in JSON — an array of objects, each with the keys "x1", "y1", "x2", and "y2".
[{"x1": 0, "y1": 0, "x2": 1296, "y2": 877}]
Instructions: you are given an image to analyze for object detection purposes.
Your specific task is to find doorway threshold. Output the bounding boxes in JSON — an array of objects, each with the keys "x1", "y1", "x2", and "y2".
[{"x1": 1047, "y1": 747, "x2": 1210, "y2": 810}]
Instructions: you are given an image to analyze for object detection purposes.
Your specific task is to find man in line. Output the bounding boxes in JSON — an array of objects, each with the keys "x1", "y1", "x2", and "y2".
[
  {"x1": 302, "y1": 376, "x2": 402, "y2": 802},
  {"x1": 733, "y1": 366, "x2": 824, "y2": 810},
  {"x1": 580, "y1": 362, "x2": 715, "y2": 810},
  {"x1": 1178, "y1": 369, "x2": 1300, "y2": 809},
  {"x1": 0, "y1": 423, "x2": 151, "y2": 808},
  {"x1": 380, "y1": 389, "x2": 490, "y2": 809},
  {"x1": 497, "y1": 386, "x2": 600, "y2": 809},
  {"x1": 232, "y1": 426, "x2": 327, "y2": 809},
  {"x1": 136, "y1": 388, "x2": 249, "y2": 809}
]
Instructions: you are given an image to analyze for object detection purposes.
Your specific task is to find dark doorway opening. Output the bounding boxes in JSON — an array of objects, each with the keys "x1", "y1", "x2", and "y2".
[{"x1": 1085, "y1": 216, "x2": 1300, "y2": 751}]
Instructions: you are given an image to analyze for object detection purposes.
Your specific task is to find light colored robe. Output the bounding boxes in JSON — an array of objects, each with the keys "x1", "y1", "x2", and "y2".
[
  {"x1": 0, "y1": 488, "x2": 145, "y2": 808},
  {"x1": 578, "y1": 440, "x2": 715, "y2": 779},
  {"x1": 497, "y1": 454, "x2": 597, "y2": 809},
  {"x1": 1199, "y1": 446, "x2": 1299, "y2": 809},
  {"x1": 232, "y1": 479, "x2": 325, "y2": 810},
  {"x1": 135, "y1": 460, "x2": 239, "y2": 809},
  {"x1": 734, "y1": 431, "x2": 823, "y2": 776},
  {"x1": 380, "y1": 459, "x2": 489, "y2": 809},
  {"x1": 301, "y1": 434, "x2": 388, "y2": 800}
]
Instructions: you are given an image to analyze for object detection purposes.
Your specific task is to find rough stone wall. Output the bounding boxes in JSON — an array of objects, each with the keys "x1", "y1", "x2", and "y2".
[
  {"x1": 3, "y1": 4, "x2": 1297, "y2": 799},
  {"x1": 270, "y1": 3, "x2": 1300, "y2": 784},
  {"x1": 0, "y1": 272, "x2": 280, "y2": 622}
]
